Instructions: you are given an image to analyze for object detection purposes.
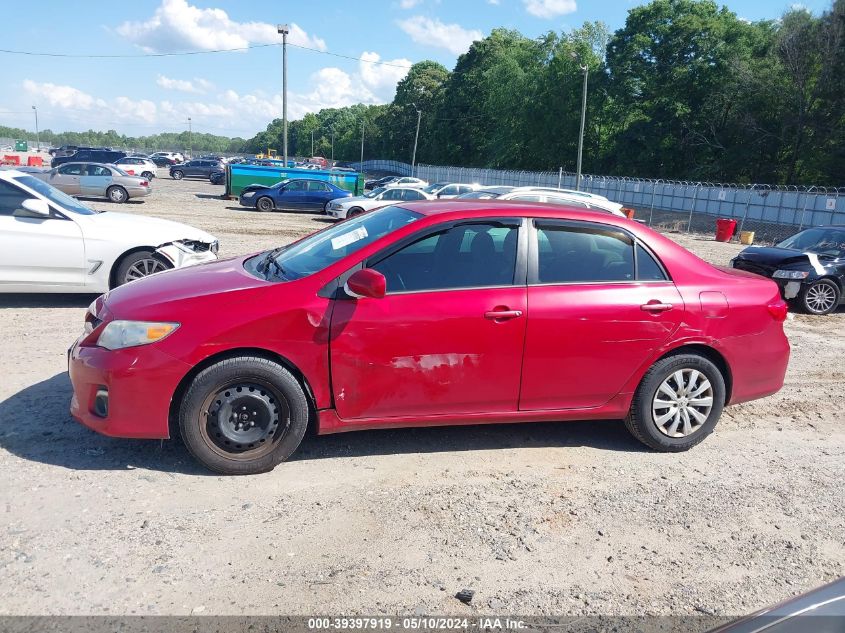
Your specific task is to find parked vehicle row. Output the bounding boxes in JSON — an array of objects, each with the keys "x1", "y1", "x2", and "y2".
[{"x1": 0, "y1": 169, "x2": 218, "y2": 292}]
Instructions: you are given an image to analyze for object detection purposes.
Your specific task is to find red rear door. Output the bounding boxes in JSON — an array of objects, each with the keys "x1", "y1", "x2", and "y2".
[
  {"x1": 519, "y1": 220, "x2": 684, "y2": 411},
  {"x1": 329, "y1": 219, "x2": 527, "y2": 421}
]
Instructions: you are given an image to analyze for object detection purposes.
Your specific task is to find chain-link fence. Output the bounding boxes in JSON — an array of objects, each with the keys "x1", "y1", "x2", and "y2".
[{"x1": 357, "y1": 160, "x2": 845, "y2": 245}]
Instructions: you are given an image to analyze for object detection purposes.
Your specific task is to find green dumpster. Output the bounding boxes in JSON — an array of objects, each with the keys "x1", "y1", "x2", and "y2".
[{"x1": 14, "y1": 140, "x2": 27, "y2": 151}]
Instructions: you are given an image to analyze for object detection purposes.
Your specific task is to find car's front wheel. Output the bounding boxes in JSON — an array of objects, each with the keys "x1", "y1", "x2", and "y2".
[
  {"x1": 256, "y1": 196, "x2": 274, "y2": 212},
  {"x1": 114, "y1": 250, "x2": 170, "y2": 286},
  {"x1": 799, "y1": 279, "x2": 840, "y2": 315},
  {"x1": 347, "y1": 207, "x2": 364, "y2": 218},
  {"x1": 624, "y1": 353, "x2": 725, "y2": 452},
  {"x1": 178, "y1": 357, "x2": 310, "y2": 475},
  {"x1": 106, "y1": 185, "x2": 128, "y2": 203}
]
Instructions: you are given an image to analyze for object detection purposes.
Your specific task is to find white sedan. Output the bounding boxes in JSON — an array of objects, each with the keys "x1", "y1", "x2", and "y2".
[
  {"x1": 325, "y1": 186, "x2": 435, "y2": 220},
  {"x1": 382, "y1": 176, "x2": 429, "y2": 189},
  {"x1": 0, "y1": 170, "x2": 219, "y2": 292}
]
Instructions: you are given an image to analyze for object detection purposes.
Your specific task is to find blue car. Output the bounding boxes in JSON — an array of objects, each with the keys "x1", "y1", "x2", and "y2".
[{"x1": 238, "y1": 178, "x2": 352, "y2": 213}]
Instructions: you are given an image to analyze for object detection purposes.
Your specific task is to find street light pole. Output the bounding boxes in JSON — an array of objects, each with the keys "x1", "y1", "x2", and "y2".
[
  {"x1": 411, "y1": 105, "x2": 422, "y2": 178},
  {"x1": 360, "y1": 119, "x2": 365, "y2": 168},
  {"x1": 278, "y1": 24, "x2": 290, "y2": 167},
  {"x1": 331, "y1": 130, "x2": 334, "y2": 163},
  {"x1": 187, "y1": 116, "x2": 192, "y2": 158},
  {"x1": 32, "y1": 105, "x2": 39, "y2": 151},
  {"x1": 571, "y1": 52, "x2": 589, "y2": 191},
  {"x1": 311, "y1": 130, "x2": 314, "y2": 157}
]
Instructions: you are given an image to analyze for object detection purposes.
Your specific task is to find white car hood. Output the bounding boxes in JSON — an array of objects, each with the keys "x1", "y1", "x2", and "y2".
[{"x1": 76, "y1": 211, "x2": 217, "y2": 245}]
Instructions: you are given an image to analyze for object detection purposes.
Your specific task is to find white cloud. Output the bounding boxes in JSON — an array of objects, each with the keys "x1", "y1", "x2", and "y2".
[
  {"x1": 397, "y1": 16, "x2": 482, "y2": 55},
  {"x1": 523, "y1": 0, "x2": 577, "y2": 18},
  {"x1": 156, "y1": 75, "x2": 214, "y2": 94},
  {"x1": 22, "y1": 80, "x2": 106, "y2": 110},
  {"x1": 488, "y1": 0, "x2": 501, "y2": 4},
  {"x1": 399, "y1": 0, "x2": 423, "y2": 7},
  {"x1": 116, "y1": 0, "x2": 326, "y2": 53},
  {"x1": 358, "y1": 52, "x2": 412, "y2": 101}
]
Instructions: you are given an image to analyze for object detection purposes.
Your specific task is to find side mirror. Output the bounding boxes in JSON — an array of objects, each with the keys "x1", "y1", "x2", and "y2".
[
  {"x1": 345, "y1": 268, "x2": 386, "y2": 299},
  {"x1": 14, "y1": 198, "x2": 51, "y2": 218}
]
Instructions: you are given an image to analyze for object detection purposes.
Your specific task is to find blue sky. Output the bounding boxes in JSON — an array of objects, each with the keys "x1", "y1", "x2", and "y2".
[{"x1": 0, "y1": 0, "x2": 832, "y2": 139}]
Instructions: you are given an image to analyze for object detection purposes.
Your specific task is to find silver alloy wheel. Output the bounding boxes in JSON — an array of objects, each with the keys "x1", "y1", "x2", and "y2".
[
  {"x1": 109, "y1": 187, "x2": 127, "y2": 202},
  {"x1": 805, "y1": 283, "x2": 837, "y2": 313},
  {"x1": 124, "y1": 257, "x2": 167, "y2": 283},
  {"x1": 651, "y1": 369, "x2": 713, "y2": 438}
]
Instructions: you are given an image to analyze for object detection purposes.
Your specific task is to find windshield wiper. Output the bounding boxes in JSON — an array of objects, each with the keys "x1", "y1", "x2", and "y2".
[{"x1": 258, "y1": 247, "x2": 287, "y2": 278}]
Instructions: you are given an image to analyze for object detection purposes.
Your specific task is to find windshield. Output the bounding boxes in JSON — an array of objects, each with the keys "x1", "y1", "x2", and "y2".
[
  {"x1": 777, "y1": 228, "x2": 845, "y2": 257},
  {"x1": 423, "y1": 183, "x2": 448, "y2": 194},
  {"x1": 458, "y1": 191, "x2": 502, "y2": 199},
  {"x1": 365, "y1": 187, "x2": 386, "y2": 199},
  {"x1": 13, "y1": 175, "x2": 100, "y2": 215},
  {"x1": 268, "y1": 206, "x2": 422, "y2": 280}
]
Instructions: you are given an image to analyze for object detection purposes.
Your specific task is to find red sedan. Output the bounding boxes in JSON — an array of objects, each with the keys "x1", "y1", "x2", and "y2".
[{"x1": 68, "y1": 202, "x2": 790, "y2": 474}]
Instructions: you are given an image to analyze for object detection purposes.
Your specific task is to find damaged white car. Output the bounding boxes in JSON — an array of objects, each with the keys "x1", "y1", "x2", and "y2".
[{"x1": 0, "y1": 169, "x2": 218, "y2": 292}]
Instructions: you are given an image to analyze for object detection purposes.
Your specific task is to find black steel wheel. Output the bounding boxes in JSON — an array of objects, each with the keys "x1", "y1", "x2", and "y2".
[
  {"x1": 256, "y1": 196, "x2": 274, "y2": 212},
  {"x1": 179, "y1": 357, "x2": 309, "y2": 474}
]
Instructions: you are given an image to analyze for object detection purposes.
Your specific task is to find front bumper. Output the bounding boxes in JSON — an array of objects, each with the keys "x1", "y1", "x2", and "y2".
[
  {"x1": 238, "y1": 194, "x2": 257, "y2": 208},
  {"x1": 69, "y1": 340, "x2": 191, "y2": 439},
  {"x1": 326, "y1": 207, "x2": 346, "y2": 219}
]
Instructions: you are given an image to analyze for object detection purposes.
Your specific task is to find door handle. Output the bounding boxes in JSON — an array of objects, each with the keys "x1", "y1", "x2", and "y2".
[
  {"x1": 484, "y1": 309, "x2": 523, "y2": 320},
  {"x1": 641, "y1": 301, "x2": 673, "y2": 313}
]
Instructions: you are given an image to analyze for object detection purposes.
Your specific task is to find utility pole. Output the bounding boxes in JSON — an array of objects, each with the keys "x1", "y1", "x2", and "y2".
[
  {"x1": 411, "y1": 104, "x2": 422, "y2": 177},
  {"x1": 571, "y1": 52, "x2": 588, "y2": 191},
  {"x1": 278, "y1": 24, "x2": 289, "y2": 167},
  {"x1": 31, "y1": 105, "x2": 39, "y2": 151},
  {"x1": 360, "y1": 119, "x2": 365, "y2": 168},
  {"x1": 331, "y1": 130, "x2": 334, "y2": 163},
  {"x1": 187, "y1": 116, "x2": 192, "y2": 158},
  {"x1": 311, "y1": 129, "x2": 314, "y2": 157}
]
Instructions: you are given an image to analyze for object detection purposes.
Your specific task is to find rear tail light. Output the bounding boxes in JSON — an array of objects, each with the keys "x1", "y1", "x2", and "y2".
[
  {"x1": 767, "y1": 300, "x2": 788, "y2": 322},
  {"x1": 140, "y1": 180, "x2": 149, "y2": 186}
]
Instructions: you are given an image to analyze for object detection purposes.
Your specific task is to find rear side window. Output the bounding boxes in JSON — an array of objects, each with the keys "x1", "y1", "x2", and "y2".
[
  {"x1": 535, "y1": 223, "x2": 634, "y2": 283},
  {"x1": 0, "y1": 180, "x2": 28, "y2": 216},
  {"x1": 636, "y1": 244, "x2": 668, "y2": 281},
  {"x1": 87, "y1": 165, "x2": 111, "y2": 177}
]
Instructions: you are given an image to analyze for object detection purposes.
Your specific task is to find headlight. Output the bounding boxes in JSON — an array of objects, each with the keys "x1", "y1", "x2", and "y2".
[
  {"x1": 173, "y1": 239, "x2": 214, "y2": 254},
  {"x1": 97, "y1": 320, "x2": 179, "y2": 350},
  {"x1": 242, "y1": 191, "x2": 255, "y2": 197},
  {"x1": 772, "y1": 270, "x2": 810, "y2": 280}
]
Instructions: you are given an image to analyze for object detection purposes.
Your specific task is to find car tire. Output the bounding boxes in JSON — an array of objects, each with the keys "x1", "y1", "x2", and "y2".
[
  {"x1": 178, "y1": 356, "x2": 310, "y2": 475},
  {"x1": 114, "y1": 250, "x2": 170, "y2": 287},
  {"x1": 624, "y1": 353, "x2": 725, "y2": 452},
  {"x1": 171, "y1": 170, "x2": 184, "y2": 180},
  {"x1": 256, "y1": 196, "x2": 274, "y2": 212},
  {"x1": 106, "y1": 185, "x2": 129, "y2": 203},
  {"x1": 799, "y1": 279, "x2": 840, "y2": 315},
  {"x1": 141, "y1": 171, "x2": 154, "y2": 180},
  {"x1": 348, "y1": 207, "x2": 363, "y2": 218}
]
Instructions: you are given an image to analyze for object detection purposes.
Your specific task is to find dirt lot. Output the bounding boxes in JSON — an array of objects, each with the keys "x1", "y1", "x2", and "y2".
[{"x1": 0, "y1": 173, "x2": 842, "y2": 619}]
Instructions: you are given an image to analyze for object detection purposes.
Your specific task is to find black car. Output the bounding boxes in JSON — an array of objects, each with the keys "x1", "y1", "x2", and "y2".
[
  {"x1": 52, "y1": 148, "x2": 126, "y2": 168},
  {"x1": 151, "y1": 155, "x2": 177, "y2": 167},
  {"x1": 170, "y1": 159, "x2": 224, "y2": 180},
  {"x1": 731, "y1": 225, "x2": 845, "y2": 315},
  {"x1": 364, "y1": 176, "x2": 399, "y2": 190}
]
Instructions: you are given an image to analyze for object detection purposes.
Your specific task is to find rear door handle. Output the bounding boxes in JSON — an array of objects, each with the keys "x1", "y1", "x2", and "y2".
[
  {"x1": 641, "y1": 301, "x2": 673, "y2": 313},
  {"x1": 484, "y1": 309, "x2": 523, "y2": 320}
]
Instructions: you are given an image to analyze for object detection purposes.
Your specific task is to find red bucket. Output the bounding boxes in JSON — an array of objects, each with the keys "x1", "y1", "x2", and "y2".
[{"x1": 715, "y1": 218, "x2": 737, "y2": 242}]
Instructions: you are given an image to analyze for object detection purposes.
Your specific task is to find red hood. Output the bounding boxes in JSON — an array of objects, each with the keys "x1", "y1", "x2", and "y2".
[{"x1": 104, "y1": 255, "x2": 269, "y2": 320}]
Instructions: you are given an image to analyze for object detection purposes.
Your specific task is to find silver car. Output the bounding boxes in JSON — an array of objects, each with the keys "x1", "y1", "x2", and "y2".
[{"x1": 32, "y1": 162, "x2": 152, "y2": 203}]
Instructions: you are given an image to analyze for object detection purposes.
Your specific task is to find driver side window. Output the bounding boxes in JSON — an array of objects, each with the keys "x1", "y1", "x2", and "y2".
[
  {"x1": 371, "y1": 222, "x2": 519, "y2": 293},
  {"x1": 0, "y1": 180, "x2": 28, "y2": 216}
]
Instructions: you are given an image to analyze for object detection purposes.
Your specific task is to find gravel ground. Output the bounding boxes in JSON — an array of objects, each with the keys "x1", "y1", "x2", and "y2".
[{"x1": 0, "y1": 173, "x2": 842, "y2": 619}]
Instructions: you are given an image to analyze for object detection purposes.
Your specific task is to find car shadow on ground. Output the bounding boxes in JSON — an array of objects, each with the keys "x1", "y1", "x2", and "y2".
[
  {"x1": 76, "y1": 197, "x2": 144, "y2": 205},
  {"x1": 0, "y1": 372, "x2": 643, "y2": 475},
  {"x1": 0, "y1": 293, "x2": 98, "y2": 309},
  {"x1": 194, "y1": 193, "x2": 225, "y2": 200}
]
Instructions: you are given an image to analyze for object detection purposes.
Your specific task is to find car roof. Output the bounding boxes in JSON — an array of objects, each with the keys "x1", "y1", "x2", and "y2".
[{"x1": 400, "y1": 199, "x2": 623, "y2": 221}]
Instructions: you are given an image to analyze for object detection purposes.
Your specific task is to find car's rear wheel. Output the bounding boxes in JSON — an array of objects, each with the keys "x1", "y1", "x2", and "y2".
[
  {"x1": 800, "y1": 279, "x2": 840, "y2": 315},
  {"x1": 256, "y1": 196, "x2": 274, "y2": 212},
  {"x1": 114, "y1": 250, "x2": 170, "y2": 286},
  {"x1": 624, "y1": 353, "x2": 725, "y2": 452},
  {"x1": 172, "y1": 170, "x2": 184, "y2": 180},
  {"x1": 106, "y1": 185, "x2": 128, "y2": 203},
  {"x1": 141, "y1": 171, "x2": 154, "y2": 180},
  {"x1": 178, "y1": 357, "x2": 309, "y2": 475}
]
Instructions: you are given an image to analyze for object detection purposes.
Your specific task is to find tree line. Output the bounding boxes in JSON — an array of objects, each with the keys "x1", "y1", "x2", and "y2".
[
  {"x1": 248, "y1": 0, "x2": 844, "y2": 186},
  {"x1": 0, "y1": 126, "x2": 247, "y2": 155}
]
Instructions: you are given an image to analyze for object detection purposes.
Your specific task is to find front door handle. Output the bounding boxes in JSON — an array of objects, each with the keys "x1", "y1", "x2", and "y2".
[
  {"x1": 484, "y1": 309, "x2": 523, "y2": 321},
  {"x1": 641, "y1": 301, "x2": 673, "y2": 313}
]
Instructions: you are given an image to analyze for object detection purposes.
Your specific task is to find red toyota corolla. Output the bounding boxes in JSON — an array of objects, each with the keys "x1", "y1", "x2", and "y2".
[{"x1": 68, "y1": 202, "x2": 790, "y2": 474}]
